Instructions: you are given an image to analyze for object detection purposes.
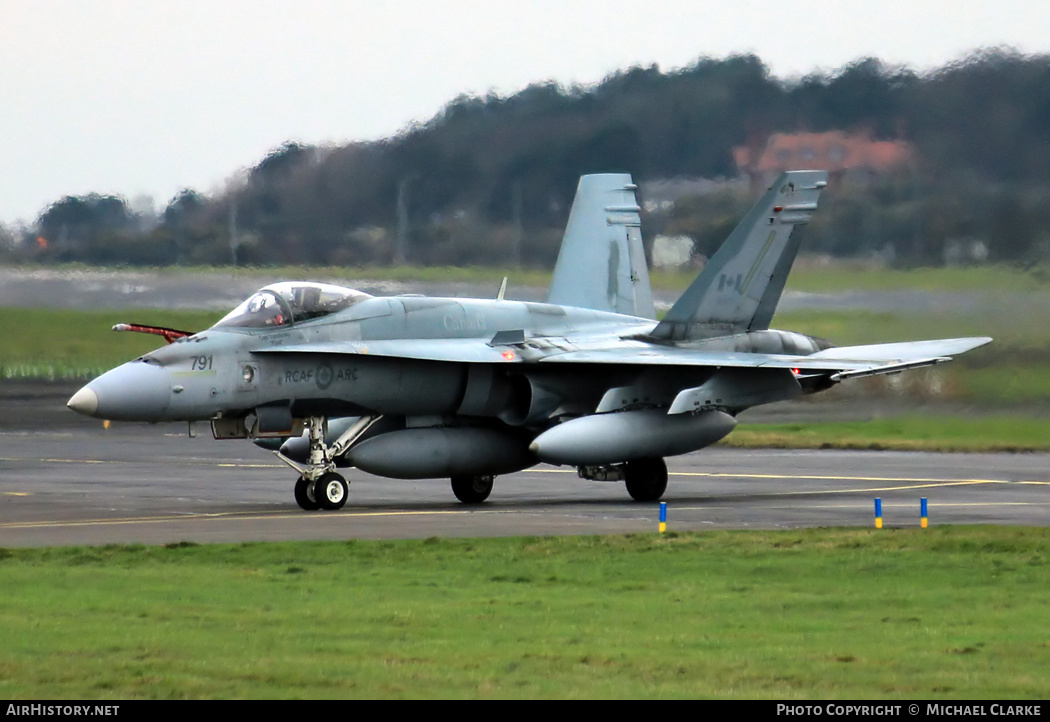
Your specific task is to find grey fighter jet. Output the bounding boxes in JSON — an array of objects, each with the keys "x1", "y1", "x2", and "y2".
[{"x1": 67, "y1": 171, "x2": 990, "y2": 510}]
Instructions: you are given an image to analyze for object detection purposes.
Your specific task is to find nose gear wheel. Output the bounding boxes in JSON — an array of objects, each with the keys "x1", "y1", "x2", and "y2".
[{"x1": 275, "y1": 415, "x2": 379, "y2": 511}]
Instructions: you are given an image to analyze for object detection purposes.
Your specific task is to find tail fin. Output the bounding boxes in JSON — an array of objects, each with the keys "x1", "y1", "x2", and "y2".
[
  {"x1": 547, "y1": 174, "x2": 655, "y2": 319},
  {"x1": 650, "y1": 170, "x2": 827, "y2": 341}
]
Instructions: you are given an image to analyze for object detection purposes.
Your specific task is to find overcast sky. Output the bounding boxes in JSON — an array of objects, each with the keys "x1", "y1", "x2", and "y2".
[{"x1": 3, "y1": 0, "x2": 1050, "y2": 225}]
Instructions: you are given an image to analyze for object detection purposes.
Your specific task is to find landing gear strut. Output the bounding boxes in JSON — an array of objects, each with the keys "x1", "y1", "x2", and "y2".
[
  {"x1": 451, "y1": 475, "x2": 494, "y2": 504},
  {"x1": 275, "y1": 415, "x2": 379, "y2": 511}
]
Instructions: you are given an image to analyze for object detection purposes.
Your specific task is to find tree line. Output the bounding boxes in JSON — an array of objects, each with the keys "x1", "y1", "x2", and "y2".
[{"x1": 7, "y1": 49, "x2": 1050, "y2": 269}]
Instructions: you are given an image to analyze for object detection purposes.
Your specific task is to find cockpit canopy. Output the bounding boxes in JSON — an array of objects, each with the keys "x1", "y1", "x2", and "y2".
[{"x1": 214, "y1": 282, "x2": 372, "y2": 329}]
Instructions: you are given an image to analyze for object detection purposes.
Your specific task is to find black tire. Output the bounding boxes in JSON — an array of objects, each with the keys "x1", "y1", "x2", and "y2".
[
  {"x1": 294, "y1": 476, "x2": 320, "y2": 510},
  {"x1": 451, "y1": 475, "x2": 494, "y2": 504},
  {"x1": 314, "y1": 472, "x2": 348, "y2": 511},
  {"x1": 624, "y1": 458, "x2": 668, "y2": 502}
]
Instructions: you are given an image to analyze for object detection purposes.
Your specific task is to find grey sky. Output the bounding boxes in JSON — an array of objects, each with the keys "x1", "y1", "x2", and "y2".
[{"x1": 2, "y1": 0, "x2": 1049, "y2": 225}]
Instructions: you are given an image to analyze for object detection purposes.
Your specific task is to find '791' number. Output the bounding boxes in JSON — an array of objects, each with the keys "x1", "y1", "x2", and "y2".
[{"x1": 192, "y1": 355, "x2": 213, "y2": 370}]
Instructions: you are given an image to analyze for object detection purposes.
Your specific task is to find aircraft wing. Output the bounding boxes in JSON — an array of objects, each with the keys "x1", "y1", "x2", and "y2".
[
  {"x1": 254, "y1": 336, "x2": 991, "y2": 379},
  {"x1": 544, "y1": 336, "x2": 992, "y2": 378},
  {"x1": 802, "y1": 337, "x2": 994, "y2": 380}
]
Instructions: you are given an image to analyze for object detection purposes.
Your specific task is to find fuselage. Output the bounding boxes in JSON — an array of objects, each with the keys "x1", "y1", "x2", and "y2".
[
  {"x1": 68, "y1": 296, "x2": 645, "y2": 423},
  {"x1": 68, "y1": 293, "x2": 829, "y2": 428}
]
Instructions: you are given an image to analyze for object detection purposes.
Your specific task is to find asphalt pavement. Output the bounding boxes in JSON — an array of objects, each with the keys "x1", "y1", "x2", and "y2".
[{"x1": 2, "y1": 384, "x2": 1046, "y2": 547}]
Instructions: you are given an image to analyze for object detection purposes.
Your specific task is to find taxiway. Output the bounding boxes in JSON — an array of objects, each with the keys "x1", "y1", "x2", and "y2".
[{"x1": 2, "y1": 419, "x2": 1047, "y2": 547}]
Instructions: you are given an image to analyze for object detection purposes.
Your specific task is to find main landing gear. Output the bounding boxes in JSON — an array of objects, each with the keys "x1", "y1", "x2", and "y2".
[
  {"x1": 624, "y1": 458, "x2": 668, "y2": 502},
  {"x1": 275, "y1": 415, "x2": 378, "y2": 511},
  {"x1": 577, "y1": 457, "x2": 668, "y2": 502},
  {"x1": 450, "y1": 475, "x2": 494, "y2": 504}
]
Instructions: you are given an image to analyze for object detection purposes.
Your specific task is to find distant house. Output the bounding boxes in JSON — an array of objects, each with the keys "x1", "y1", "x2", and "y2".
[{"x1": 733, "y1": 131, "x2": 913, "y2": 191}]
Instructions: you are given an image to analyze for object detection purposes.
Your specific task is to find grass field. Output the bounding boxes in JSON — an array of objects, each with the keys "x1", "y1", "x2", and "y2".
[
  {"x1": 726, "y1": 415, "x2": 1050, "y2": 452},
  {"x1": 1, "y1": 529, "x2": 1047, "y2": 699},
  {"x1": 0, "y1": 307, "x2": 223, "y2": 380},
  {"x1": 781, "y1": 261, "x2": 1050, "y2": 293}
]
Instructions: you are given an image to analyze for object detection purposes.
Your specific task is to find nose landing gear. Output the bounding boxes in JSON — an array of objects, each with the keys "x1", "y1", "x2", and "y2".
[
  {"x1": 276, "y1": 415, "x2": 378, "y2": 511},
  {"x1": 293, "y1": 472, "x2": 349, "y2": 511}
]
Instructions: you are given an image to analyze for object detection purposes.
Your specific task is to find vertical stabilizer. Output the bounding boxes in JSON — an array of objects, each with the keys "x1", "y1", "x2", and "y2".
[
  {"x1": 651, "y1": 170, "x2": 828, "y2": 341},
  {"x1": 547, "y1": 174, "x2": 655, "y2": 319}
]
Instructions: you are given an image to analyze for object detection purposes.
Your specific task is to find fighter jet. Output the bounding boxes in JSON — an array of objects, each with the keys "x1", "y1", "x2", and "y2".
[{"x1": 67, "y1": 171, "x2": 991, "y2": 510}]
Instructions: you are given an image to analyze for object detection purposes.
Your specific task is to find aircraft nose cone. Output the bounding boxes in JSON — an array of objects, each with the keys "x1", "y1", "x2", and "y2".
[
  {"x1": 68, "y1": 360, "x2": 172, "y2": 421},
  {"x1": 67, "y1": 387, "x2": 99, "y2": 416}
]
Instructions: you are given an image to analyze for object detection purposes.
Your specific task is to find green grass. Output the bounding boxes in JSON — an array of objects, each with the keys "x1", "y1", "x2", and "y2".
[
  {"x1": 784, "y1": 262, "x2": 1050, "y2": 293},
  {"x1": 767, "y1": 309, "x2": 1050, "y2": 407},
  {"x1": 0, "y1": 308, "x2": 222, "y2": 379},
  {"x1": 725, "y1": 415, "x2": 1050, "y2": 452},
  {"x1": 769, "y1": 308, "x2": 1048, "y2": 350},
  {"x1": 1, "y1": 529, "x2": 1048, "y2": 699},
  {"x1": 955, "y1": 363, "x2": 1050, "y2": 406}
]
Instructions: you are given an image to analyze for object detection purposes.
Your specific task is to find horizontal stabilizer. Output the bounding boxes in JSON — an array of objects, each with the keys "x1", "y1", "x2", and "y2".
[
  {"x1": 811, "y1": 337, "x2": 993, "y2": 380},
  {"x1": 805, "y1": 337, "x2": 992, "y2": 362}
]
